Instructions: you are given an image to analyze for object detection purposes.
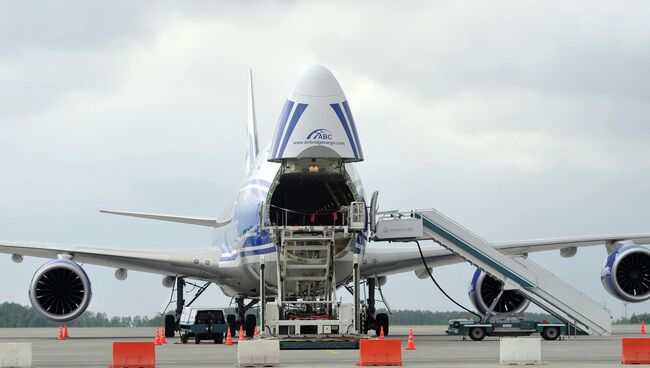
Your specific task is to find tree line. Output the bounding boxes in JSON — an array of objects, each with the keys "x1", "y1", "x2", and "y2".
[
  {"x1": 0, "y1": 302, "x2": 171, "y2": 328},
  {"x1": 617, "y1": 313, "x2": 650, "y2": 325},
  {"x1": 0, "y1": 302, "x2": 643, "y2": 327}
]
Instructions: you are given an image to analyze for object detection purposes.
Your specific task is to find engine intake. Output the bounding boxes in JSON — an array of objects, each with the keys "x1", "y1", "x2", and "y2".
[
  {"x1": 601, "y1": 245, "x2": 650, "y2": 302},
  {"x1": 29, "y1": 259, "x2": 92, "y2": 322},
  {"x1": 468, "y1": 269, "x2": 530, "y2": 315}
]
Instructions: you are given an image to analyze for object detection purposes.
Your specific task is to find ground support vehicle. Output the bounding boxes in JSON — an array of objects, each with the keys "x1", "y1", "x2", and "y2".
[
  {"x1": 178, "y1": 307, "x2": 228, "y2": 344},
  {"x1": 447, "y1": 317, "x2": 586, "y2": 341}
]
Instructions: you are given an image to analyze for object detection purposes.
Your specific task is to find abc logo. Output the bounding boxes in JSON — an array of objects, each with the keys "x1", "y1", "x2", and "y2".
[{"x1": 307, "y1": 129, "x2": 333, "y2": 140}]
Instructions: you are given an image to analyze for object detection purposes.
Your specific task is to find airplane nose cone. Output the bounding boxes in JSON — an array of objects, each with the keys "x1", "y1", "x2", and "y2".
[{"x1": 291, "y1": 65, "x2": 344, "y2": 97}]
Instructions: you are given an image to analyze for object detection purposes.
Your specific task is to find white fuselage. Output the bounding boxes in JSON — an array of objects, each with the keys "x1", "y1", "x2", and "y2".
[
  {"x1": 210, "y1": 146, "x2": 366, "y2": 298},
  {"x1": 205, "y1": 65, "x2": 368, "y2": 299}
]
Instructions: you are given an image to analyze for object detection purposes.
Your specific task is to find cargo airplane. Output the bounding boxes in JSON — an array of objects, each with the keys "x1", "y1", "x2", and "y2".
[{"x1": 2, "y1": 65, "x2": 649, "y2": 338}]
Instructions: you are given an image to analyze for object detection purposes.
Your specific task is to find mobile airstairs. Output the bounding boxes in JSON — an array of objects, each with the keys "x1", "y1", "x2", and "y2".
[{"x1": 373, "y1": 207, "x2": 612, "y2": 336}]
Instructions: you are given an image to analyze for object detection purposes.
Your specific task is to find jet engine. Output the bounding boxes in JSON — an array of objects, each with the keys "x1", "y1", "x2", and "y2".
[
  {"x1": 29, "y1": 259, "x2": 92, "y2": 322},
  {"x1": 468, "y1": 269, "x2": 530, "y2": 315},
  {"x1": 601, "y1": 245, "x2": 650, "y2": 302}
]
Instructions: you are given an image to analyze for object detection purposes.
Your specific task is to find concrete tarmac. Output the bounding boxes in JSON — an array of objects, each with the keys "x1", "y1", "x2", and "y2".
[{"x1": 0, "y1": 325, "x2": 641, "y2": 367}]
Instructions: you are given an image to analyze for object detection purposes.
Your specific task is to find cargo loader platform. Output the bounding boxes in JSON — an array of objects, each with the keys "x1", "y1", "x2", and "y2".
[{"x1": 276, "y1": 335, "x2": 361, "y2": 350}]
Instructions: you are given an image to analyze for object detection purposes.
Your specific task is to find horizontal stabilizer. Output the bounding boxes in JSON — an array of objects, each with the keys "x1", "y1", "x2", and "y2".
[{"x1": 100, "y1": 210, "x2": 230, "y2": 228}]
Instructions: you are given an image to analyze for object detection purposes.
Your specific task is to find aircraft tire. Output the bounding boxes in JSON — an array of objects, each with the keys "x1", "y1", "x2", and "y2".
[
  {"x1": 376, "y1": 313, "x2": 389, "y2": 336},
  {"x1": 245, "y1": 314, "x2": 257, "y2": 337},
  {"x1": 164, "y1": 315, "x2": 175, "y2": 337},
  {"x1": 227, "y1": 314, "x2": 237, "y2": 336},
  {"x1": 541, "y1": 326, "x2": 560, "y2": 341},
  {"x1": 469, "y1": 327, "x2": 486, "y2": 341}
]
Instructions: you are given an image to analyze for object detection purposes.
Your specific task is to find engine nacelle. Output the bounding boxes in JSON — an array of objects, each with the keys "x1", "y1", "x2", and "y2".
[
  {"x1": 601, "y1": 245, "x2": 650, "y2": 302},
  {"x1": 29, "y1": 259, "x2": 92, "y2": 322},
  {"x1": 468, "y1": 269, "x2": 530, "y2": 315}
]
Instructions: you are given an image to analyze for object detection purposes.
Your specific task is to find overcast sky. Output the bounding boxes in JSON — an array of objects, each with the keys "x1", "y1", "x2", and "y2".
[{"x1": 1, "y1": 1, "x2": 649, "y2": 319}]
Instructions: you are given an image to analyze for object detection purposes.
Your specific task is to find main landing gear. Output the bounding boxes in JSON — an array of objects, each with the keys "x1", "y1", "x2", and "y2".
[
  {"x1": 363, "y1": 277, "x2": 389, "y2": 336},
  {"x1": 162, "y1": 277, "x2": 217, "y2": 338},
  {"x1": 226, "y1": 296, "x2": 259, "y2": 337},
  {"x1": 164, "y1": 278, "x2": 261, "y2": 339}
]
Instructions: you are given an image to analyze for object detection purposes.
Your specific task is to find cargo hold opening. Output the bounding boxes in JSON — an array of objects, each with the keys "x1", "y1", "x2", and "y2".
[{"x1": 269, "y1": 173, "x2": 355, "y2": 227}]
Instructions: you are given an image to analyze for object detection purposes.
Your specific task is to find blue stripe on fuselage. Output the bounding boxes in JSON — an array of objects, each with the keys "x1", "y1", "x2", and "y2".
[
  {"x1": 219, "y1": 243, "x2": 276, "y2": 261},
  {"x1": 219, "y1": 238, "x2": 366, "y2": 261},
  {"x1": 243, "y1": 231, "x2": 272, "y2": 247},
  {"x1": 277, "y1": 103, "x2": 309, "y2": 158},
  {"x1": 342, "y1": 101, "x2": 363, "y2": 159},
  {"x1": 330, "y1": 103, "x2": 358, "y2": 159},
  {"x1": 271, "y1": 100, "x2": 295, "y2": 159}
]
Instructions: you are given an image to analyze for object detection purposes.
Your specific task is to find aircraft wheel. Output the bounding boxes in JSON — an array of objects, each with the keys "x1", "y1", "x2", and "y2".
[
  {"x1": 469, "y1": 327, "x2": 486, "y2": 341},
  {"x1": 195, "y1": 336, "x2": 201, "y2": 344},
  {"x1": 181, "y1": 334, "x2": 188, "y2": 344},
  {"x1": 245, "y1": 314, "x2": 257, "y2": 337},
  {"x1": 376, "y1": 313, "x2": 389, "y2": 336},
  {"x1": 541, "y1": 326, "x2": 560, "y2": 341},
  {"x1": 164, "y1": 315, "x2": 175, "y2": 337},
  {"x1": 227, "y1": 314, "x2": 237, "y2": 337}
]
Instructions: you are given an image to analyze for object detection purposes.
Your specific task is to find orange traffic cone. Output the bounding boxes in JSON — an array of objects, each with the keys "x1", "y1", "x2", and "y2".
[
  {"x1": 161, "y1": 328, "x2": 167, "y2": 344},
  {"x1": 238, "y1": 325, "x2": 245, "y2": 340},
  {"x1": 56, "y1": 325, "x2": 65, "y2": 340},
  {"x1": 154, "y1": 328, "x2": 161, "y2": 345},
  {"x1": 642, "y1": 320, "x2": 646, "y2": 335},
  {"x1": 379, "y1": 326, "x2": 385, "y2": 340},
  {"x1": 406, "y1": 327, "x2": 416, "y2": 350},
  {"x1": 225, "y1": 326, "x2": 233, "y2": 345},
  {"x1": 63, "y1": 323, "x2": 69, "y2": 339},
  {"x1": 254, "y1": 325, "x2": 259, "y2": 337}
]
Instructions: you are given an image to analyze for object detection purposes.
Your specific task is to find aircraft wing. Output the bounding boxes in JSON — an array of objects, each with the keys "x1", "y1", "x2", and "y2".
[
  {"x1": 361, "y1": 233, "x2": 650, "y2": 277},
  {"x1": 0, "y1": 240, "x2": 222, "y2": 280},
  {"x1": 99, "y1": 210, "x2": 230, "y2": 228}
]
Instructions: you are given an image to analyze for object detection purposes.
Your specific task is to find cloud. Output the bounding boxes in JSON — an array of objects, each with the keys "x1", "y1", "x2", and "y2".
[{"x1": 1, "y1": 1, "x2": 649, "y2": 317}]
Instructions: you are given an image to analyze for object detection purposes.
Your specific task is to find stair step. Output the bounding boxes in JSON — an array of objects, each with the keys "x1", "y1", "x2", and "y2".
[
  {"x1": 283, "y1": 236, "x2": 334, "y2": 242},
  {"x1": 286, "y1": 276, "x2": 328, "y2": 281},
  {"x1": 286, "y1": 264, "x2": 329, "y2": 269},
  {"x1": 284, "y1": 245, "x2": 331, "y2": 251}
]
